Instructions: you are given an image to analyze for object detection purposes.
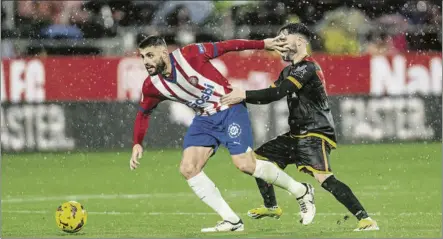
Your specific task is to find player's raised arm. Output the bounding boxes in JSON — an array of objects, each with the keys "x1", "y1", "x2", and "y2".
[
  {"x1": 130, "y1": 93, "x2": 161, "y2": 170},
  {"x1": 184, "y1": 35, "x2": 287, "y2": 60}
]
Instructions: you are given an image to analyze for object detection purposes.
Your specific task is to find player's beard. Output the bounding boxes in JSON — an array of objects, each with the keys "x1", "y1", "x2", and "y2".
[{"x1": 147, "y1": 58, "x2": 167, "y2": 76}]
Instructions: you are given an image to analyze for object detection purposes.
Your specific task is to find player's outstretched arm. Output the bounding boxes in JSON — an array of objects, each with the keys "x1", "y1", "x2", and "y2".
[
  {"x1": 220, "y1": 81, "x2": 296, "y2": 105},
  {"x1": 244, "y1": 79, "x2": 297, "y2": 104},
  {"x1": 187, "y1": 35, "x2": 287, "y2": 60},
  {"x1": 221, "y1": 62, "x2": 316, "y2": 105}
]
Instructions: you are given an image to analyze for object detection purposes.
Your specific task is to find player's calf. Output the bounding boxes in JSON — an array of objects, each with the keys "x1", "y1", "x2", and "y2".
[
  {"x1": 316, "y1": 173, "x2": 378, "y2": 230},
  {"x1": 256, "y1": 178, "x2": 278, "y2": 208},
  {"x1": 183, "y1": 146, "x2": 241, "y2": 229},
  {"x1": 319, "y1": 174, "x2": 369, "y2": 220}
]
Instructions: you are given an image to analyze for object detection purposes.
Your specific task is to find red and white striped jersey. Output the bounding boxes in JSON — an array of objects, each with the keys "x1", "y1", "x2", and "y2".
[
  {"x1": 139, "y1": 39, "x2": 264, "y2": 116},
  {"x1": 133, "y1": 39, "x2": 265, "y2": 145}
]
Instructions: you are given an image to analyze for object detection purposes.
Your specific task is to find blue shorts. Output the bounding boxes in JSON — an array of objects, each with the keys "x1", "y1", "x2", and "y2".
[{"x1": 183, "y1": 103, "x2": 253, "y2": 155}]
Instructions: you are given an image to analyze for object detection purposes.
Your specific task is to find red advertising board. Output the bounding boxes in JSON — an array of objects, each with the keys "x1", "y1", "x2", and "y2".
[{"x1": 1, "y1": 52, "x2": 441, "y2": 102}]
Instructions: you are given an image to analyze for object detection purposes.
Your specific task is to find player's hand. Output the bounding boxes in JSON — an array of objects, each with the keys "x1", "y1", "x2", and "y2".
[
  {"x1": 130, "y1": 144, "x2": 143, "y2": 170},
  {"x1": 220, "y1": 87, "x2": 246, "y2": 105},
  {"x1": 264, "y1": 35, "x2": 288, "y2": 53}
]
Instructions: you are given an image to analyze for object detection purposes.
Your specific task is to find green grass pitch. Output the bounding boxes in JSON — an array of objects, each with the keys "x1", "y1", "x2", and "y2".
[{"x1": 2, "y1": 143, "x2": 441, "y2": 238}]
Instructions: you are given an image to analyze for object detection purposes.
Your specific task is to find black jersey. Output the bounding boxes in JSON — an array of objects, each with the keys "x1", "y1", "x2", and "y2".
[{"x1": 245, "y1": 56, "x2": 337, "y2": 144}]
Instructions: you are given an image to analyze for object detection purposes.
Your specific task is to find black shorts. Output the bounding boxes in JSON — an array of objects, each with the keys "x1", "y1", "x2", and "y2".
[{"x1": 254, "y1": 132, "x2": 336, "y2": 175}]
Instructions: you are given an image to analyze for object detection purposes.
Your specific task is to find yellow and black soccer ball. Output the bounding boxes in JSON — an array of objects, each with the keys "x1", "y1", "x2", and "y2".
[{"x1": 55, "y1": 201, "x2": 87, "y2": 233}]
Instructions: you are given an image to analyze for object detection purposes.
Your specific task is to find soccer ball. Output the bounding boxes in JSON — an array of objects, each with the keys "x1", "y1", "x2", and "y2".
[{"x1": 55, "y1": 201, "x2": 87, "y2": 233}]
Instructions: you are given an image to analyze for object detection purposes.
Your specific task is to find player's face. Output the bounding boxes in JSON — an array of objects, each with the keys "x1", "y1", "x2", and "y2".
[
  {"x1": 277, "y1": 30, "x2": 306, "y2": 61},
  {"x1": 139, "y1": 46, "x2": 168, "y2": 76}
]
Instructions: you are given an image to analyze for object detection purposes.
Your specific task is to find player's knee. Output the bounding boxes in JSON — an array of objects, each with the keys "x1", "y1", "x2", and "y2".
[
  {"x1": 314, "y1": 172, "x2": 333, "y2": 184},
  {"x1": 180, "y1": 147, "x2": 212, "y2": 179},
  {"x1": 179, "y1": 161, "x2": 201, "y2": 179},
  {"x1": 232, "y1": 156, "x2": 256, "y2": 174},
  {"x1": 235, "y1": 162, "x2": 255, "y2": 174}
]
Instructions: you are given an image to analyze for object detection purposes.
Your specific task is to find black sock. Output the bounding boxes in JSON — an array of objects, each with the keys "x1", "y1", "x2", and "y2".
[
  {"x1": 321, "y1": 175, "x2": 369, "y2": 220},
  {"x1": 255, "y1": 178, "x2": 277, "y2": 208}
]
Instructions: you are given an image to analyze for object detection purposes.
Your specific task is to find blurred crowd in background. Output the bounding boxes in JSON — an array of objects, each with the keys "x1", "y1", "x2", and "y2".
[{"x1": 1, "y1": 0, "x2": 442, "y2": 58}]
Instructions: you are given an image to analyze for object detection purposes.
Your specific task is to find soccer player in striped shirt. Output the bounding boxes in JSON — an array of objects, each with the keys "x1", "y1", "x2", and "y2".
[{"x1": 129, "y1": 35, "x2": 316, "y2": 232}]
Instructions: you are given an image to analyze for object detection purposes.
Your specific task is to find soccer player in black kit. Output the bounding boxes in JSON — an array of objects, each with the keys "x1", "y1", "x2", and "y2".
[{"x1": 221, "y1": 23, "x2": 379, "y2": 231}]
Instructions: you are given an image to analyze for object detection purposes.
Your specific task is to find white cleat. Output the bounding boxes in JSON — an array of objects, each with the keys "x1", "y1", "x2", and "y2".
[
  {"x1": 297, "y1": 183, "x2": 316, "y2": 225},
  {"x1": 201, "y1": 220, "x2": 244, "y2": 232}
]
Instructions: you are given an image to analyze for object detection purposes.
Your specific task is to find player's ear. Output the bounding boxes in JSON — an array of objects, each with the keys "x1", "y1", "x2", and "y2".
[
  {"x1": 297, "y1": 38, "x2": 302, "y2": 46},
  {"x1": 161, "y1": 49, "x2": 169, "y2": 60}
]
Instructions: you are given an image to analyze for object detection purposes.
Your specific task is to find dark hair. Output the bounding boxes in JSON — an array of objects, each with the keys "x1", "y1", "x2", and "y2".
[
  {"x1": 279, "y1": 23, "x2": 313, "y2": 41},
  {"x1": 138, "y1": 35, "x2": 167, "y2": 49}
]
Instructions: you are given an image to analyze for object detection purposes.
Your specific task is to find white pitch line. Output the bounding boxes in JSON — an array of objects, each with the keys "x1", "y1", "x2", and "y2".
[
  {"x1": 2, "y1": 210, "x2": 441, "y2": 217},
  {"x1": 2, "y1": 190, "x2": 437, "y2": 204},
  {"x1": 2, "y1": 210, "x2": 134, "y2": 215},
  {"x1": 1, "y1": 191, "x2": 251, "y2": 204}
]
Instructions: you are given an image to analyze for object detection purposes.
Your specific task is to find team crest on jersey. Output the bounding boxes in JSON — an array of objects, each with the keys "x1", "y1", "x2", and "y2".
[
  {"x1": 189, "y1": 76, "x2": 199, "y2": 86},
  {"x1": 291, "y1": 65, "x2": 308, "y2": 78},
  {"x1": 228, "y1": 123, "x2": 242, "y2": 138}
]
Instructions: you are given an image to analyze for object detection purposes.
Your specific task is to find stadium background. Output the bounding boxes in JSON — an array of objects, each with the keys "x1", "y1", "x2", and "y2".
[{"x1": 1, "y1": 0, "x2": 442, "y2": 238}]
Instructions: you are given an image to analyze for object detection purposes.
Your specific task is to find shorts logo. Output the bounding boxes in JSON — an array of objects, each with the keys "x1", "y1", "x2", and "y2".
[{"x1": 228, "y1": 123, "x2": 242, "y2": 138}]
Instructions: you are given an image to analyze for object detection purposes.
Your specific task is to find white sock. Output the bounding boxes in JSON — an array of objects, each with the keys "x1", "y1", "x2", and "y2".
[
  {"x1": 253, "y1": 160, "x2": 306, "y2": 198},
  {"x1": 187, "y1": 171, "x2": 240, "y2": 223}
]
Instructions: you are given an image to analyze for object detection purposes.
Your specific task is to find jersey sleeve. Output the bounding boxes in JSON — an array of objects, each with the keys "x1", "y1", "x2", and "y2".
[
  {"x1": 182, "y1": 39, "x2": 265, "y2": 60},
  {"x1": 133, "y1": 81, "x2": 163, "y2": 146},
  {"x1": 270, "y1": 71, "x2": 285, "y2": 88},
  {"x1": 245, "y1": 62, "x2": 315, "y2": 104},
  {"x1": 285, "y1": 62, "x2": 316, "y2": 90}
]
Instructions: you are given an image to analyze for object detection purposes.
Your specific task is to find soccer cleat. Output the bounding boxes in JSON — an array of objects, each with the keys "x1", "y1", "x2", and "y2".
[
  {"x1": 354, "y1": 217, "x2": 379, "y2": 231},
  {"x1": 297, "y1": 183, "x2": 316, "y2": 225},
  {"x1": 247, "y1": 205, "x2": 283, "y2": 219},
  {"x1": 201, "y1": 219, "x2": 244, "y2": 232}
]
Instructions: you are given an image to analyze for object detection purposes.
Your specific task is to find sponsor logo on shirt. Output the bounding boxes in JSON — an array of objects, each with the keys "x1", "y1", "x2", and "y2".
[{"x1": 186, "y1": 83, "x2": 215, "y2": 108}]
